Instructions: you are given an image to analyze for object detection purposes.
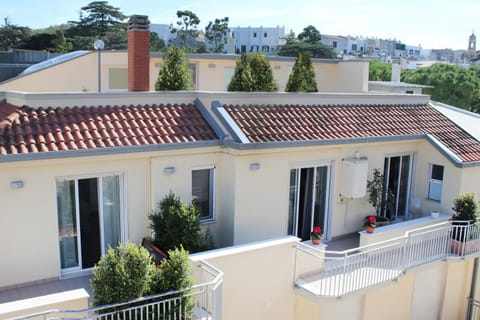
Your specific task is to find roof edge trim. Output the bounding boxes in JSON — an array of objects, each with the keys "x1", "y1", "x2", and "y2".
[
  {"x1": 212, "y1": 101, "x2": 250, "y2": 144},
  {"x1": 0, "y1": 140, "x2": 220, "y2": 163}
]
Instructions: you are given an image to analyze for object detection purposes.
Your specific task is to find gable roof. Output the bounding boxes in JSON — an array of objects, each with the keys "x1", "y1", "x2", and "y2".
[
  {"x1": 0, "y1": 102, "x2": 218, "y2": 157},
  {"x1": 220, "y1": 103, "x2": 480, "y2": 164}
]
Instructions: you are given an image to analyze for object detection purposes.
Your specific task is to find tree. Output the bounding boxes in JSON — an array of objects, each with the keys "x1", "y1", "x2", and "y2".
[
  {"x1": 149, "y1": 192, "x2": 214, "y2": 253},
  {"x1": 401, "y1": 64, "x2": 480, "y2": 113},
  {"x1": 170, "y1": 10, "x2": 200, "y2": 49},
  {"x1": 228, "y1": 54, "x2": 255, "y2": 91},
  {"x1": 205, "y1": 17, "x2": 229, "y2": 53},
  {"x1": 228, "y1": 53, "x2": 278, "y2": 92},
  {"x1": 0, "y1": 18, "x2": 31, "y2": 50},
  {"x1": 248, "y1": 53, "x2": 278, "y2": 91},
  {"x1": 285, "y1": 52, "x2": 318, "y2": 92},
  {"x1": 298, "y1": 25, "x2": 322, "y2": 44},
  {"x1": 91, "y1": 242, "x2": 155, "y2": 306},
  {"x1": 51, "y1": 30, "x2": 72, "y2": 53},
  {"x1": 72, "y1": 1, "x2": 126, "y2": 37},
  {"x1": 369, "y1": 60, "x2": 392, "y2": 81},
  {"x1": 277, "y1": 26, "x2": 336, "y2": 59},
  {"x1": 150, "y1": 32, "x2": 165, "y2": 52},
  {"x1": 66, "y1": 1, "x2": 127, "y2": 50},
  {"x1": 155, "y1": 46, "x2": 192, "y2": 91}
]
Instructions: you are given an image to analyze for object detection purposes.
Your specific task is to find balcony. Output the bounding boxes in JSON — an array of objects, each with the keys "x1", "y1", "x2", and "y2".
[
  {"x1": 294, "y1": 220, "x2": 480, "y2": 299},
  {"x1": 1, "y1": 260, "x2": 223, "y2": 320}
]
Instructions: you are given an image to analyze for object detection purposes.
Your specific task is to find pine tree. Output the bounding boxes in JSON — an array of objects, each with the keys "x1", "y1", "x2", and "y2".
[
  {"x1": 155, "y1": 46, "x2": 192, "y2": 91},
  {"x1": 227, "y1": 54, "x2": 255, "y2": 91},
  {"x1": 285, "y1": 52, "x2": 318, "y2": 92},
  {"x1": 228, "y1": 53, "x2": 278, "y2": 92},
  {"x1": 249, "y1": 53, "x2": 278, "y2": 92}
]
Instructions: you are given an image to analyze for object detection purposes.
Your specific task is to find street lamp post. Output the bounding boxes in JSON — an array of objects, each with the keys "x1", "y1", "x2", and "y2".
[{"x1": 93, "y1": 39, "x2": 104, "y2": 93}]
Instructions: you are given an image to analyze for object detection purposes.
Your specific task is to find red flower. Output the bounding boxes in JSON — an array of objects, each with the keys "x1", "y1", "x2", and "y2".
[{"x1": 313, "y1": 226, "x2": 322, "y2": 234}]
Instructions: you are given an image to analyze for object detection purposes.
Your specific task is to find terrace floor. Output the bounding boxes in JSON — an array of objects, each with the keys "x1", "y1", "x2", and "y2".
[
  {"x1": 0, "y1": 235, "x2": 360, "y2": 306},
  {"x1": 0, "y1": 275, "x2": 92, "y2": 305}
]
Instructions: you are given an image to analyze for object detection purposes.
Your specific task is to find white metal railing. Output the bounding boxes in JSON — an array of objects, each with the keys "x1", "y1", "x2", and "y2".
[
  {"x1": 10, "y1": 260, "x2": 223, "y2": 320},
  {"x1": 468, "y1": 298, "x2": 480, "y2": 320},
  {"x1": 295, "y1": 221, "x2": 480, "y2": 298}
]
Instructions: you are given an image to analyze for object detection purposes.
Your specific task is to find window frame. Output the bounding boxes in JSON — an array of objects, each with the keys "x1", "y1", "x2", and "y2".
[
  {"x1": 191, "y1": 165, "x2": 216, "y2": 222},
  {"x1": 427, "y1": 164, "x2": 444, "y2": 202}
]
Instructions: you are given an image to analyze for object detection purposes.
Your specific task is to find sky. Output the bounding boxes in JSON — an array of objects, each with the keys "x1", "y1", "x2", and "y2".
[{"x1": 1, "y1": 0, "x2": 479, "y2": 50}]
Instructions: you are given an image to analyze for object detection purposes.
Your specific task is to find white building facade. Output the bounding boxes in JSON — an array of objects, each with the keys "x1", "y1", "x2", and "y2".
[{"x1": 231, "y1": 26, "x2": 285, "y2": 55}]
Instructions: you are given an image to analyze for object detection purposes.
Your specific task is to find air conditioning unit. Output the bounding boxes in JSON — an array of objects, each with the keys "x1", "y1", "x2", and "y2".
[{"x1": 341, "y1": 157, "x2": 368, "y2": 198}]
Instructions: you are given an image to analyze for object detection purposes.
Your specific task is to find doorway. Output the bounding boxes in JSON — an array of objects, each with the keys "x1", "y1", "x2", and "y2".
[
  {"x1": 382, "y1": 155, "x2": 412, "y2": 221},
  {"x1": 288, "y1": 165, "x2": 330, "y2": 241},
  {"x1": 56, "y1": 175, "x2": 122, "y2": 274}
]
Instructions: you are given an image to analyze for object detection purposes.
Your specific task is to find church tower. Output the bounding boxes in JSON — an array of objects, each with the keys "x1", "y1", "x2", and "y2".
[{"x1": 468, "y1": 30, "x2": 476, "y2": 59}]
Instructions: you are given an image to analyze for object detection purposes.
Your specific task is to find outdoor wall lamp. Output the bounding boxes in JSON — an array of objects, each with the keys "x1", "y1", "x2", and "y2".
[
  {"x1": 10, "y1": 180, "x2": 24, "y2": 189},
  {"x1": 164, "y1": 166, "x2": 176, "y2": 175},
  {"x1": 249, "y1": 163, "x2": 261, "y2": 171}
]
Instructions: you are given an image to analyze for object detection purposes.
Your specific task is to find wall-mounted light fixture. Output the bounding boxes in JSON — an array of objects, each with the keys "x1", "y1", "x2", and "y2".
[
  {"x1": 164, "y1": 166, "x2": 176, "y2": 175},
  {"x1": 249, "y1": 163, "x2": 261, "y2": 171},
  {"x1": 10, "y1": 180, "x2": 24, "y2": 189}
]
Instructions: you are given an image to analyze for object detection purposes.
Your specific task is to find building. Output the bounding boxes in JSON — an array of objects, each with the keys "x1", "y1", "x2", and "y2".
[
  {"x1": 2, "y1": 15, "x2": 480, "y2": 320},
  {"x1": 0, "y1": 50, "x2": 369, "y2": 94},
  {"x1": 231, "y1": 26, "x2": 285, "y2": 55},
  {"x1": 320, "y1": 35, "x2": 348, "y2": 55}
]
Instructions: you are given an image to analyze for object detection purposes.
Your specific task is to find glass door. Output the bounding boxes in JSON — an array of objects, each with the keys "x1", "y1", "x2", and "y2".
[
  {"x1": 288, "y1": 165, "x2": 330, "y2": 240},
  {"x1": 56, "y1": 175, "x2": 122, "y2": 274},
  {"x1": 383, "y1": 155, "x2": 412, "y2": 221}
]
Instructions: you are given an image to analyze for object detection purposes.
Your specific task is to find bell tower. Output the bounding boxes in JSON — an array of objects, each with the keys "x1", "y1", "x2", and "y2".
[{"x1": 468, "y1": 30, "x2": 476, "y2": 59}]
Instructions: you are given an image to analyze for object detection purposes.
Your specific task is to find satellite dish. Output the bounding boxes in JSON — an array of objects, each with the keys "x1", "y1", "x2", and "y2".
[{"x1": 93, "y1": 39, "x2": 105, "y2": 50}]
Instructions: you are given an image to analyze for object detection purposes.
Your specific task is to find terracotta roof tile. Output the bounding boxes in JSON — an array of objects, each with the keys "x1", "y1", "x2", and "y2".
[
  {"x1": 223, "y1": 103, "x2": 480, "y2": 163},
  {"x1": 0, "y1": 102, "x2": 217, "y2": 156}
]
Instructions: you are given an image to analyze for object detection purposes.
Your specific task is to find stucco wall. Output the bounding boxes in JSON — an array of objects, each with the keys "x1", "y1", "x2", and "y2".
[
  {"x1": 0, "y1": 154, "x2": 152, "y2": 288},
  {"x1": 1, "y1": 52, "x2": 369, "y2": 94},
  {"x1": 190, "y1": 237, "x2": 299, "y2": 320}
]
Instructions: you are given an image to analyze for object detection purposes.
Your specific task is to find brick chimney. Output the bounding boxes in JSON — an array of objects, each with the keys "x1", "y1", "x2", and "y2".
[{"x1": 128, "y1": 15, "x2": 150, "y2": 92}]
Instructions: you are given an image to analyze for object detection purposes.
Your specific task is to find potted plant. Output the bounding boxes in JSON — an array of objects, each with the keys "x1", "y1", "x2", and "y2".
[
  {"x1": 363, "y1": 215, "x2": 376, "y2": 233},
  {"x1": 310, "y1": 226, "x2": 324, "y2": 245},
  {"x1": 451, "y1": 193, "x2": 479, "y2": 254},
  {"x1": 366, "y1": 168, "x2": 393, "y2": 224}
]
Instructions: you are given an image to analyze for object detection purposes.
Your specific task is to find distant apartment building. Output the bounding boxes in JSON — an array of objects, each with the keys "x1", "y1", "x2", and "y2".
[
  {"x1": 321, "y1": 35, "x2": 348, "y2": 54},
  {"x1": 231, "y1": 26, "x2": 285, "y2": 54}
]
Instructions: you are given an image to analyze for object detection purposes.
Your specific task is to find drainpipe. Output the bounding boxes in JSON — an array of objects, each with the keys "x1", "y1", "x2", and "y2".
[{"x1": 467, "y1": 257, "x2": 479, "y2": 319}]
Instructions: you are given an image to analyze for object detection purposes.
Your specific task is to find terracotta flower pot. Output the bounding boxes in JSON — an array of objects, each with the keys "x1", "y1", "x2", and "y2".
[
  {"x1": 365, "y1": 226, "x2": 375, "y2": 233},
  {"x1": 311, "y1": 237, "x2": 321, "y2": 245}
]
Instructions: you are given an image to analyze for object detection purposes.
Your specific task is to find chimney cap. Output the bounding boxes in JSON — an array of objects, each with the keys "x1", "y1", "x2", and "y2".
[{"x1": 128, "y1": 15, "x2": 150, "y2": 32}]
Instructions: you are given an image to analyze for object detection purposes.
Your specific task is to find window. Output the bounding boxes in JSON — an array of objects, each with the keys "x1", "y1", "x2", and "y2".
[
  {"x1": 428, "y1": 164, "x2": 444, "y2": 201},
  {"x1": 253, "y1": 32, "x2": 257, "y2": 38},
  {"x1": 264, "y1": 32, "x2": 267, "y2": 38},
  {"x1": 188, "y1": 63, "x2": 197, "y2": 89},
  {"x1": 333, "y1": 41, "x2": 337, "y2": 48},
  {"x1": 108, "y1": 68, "x2": 128, "y2": 90},
  {"x1": 192, "y1": 167, "x2": 215, "y2": 221}
]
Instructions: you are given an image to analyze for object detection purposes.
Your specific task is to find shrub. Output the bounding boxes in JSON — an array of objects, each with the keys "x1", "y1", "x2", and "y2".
[
  {"x1": 228, "y1": 53, "x2": 278, "y2": 92},
  {"x1": 285, "y1": 51, "x2": 318, "y2": 92},
  {"x1": 149, "y1": 192, "x2": 215, "y2": 253},
  {"x1": 149, "y1": 247, "x2": 193, "y2": 319},
  {"x1": 155, "y1": 46, "x2": 192, "y2": 91},
  {"x1": 91, "y1": 242, "x2": 156, "y2": 306},
  {"x1": 452, "y1": 193, "x2": 478, "y2": 222}
]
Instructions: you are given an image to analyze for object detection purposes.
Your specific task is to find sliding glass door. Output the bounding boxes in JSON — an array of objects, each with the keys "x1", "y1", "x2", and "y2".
[
  {"x1": 288, "y1": 165, "x2": 330, "y2": 241},
  {"x1": 56, "y1": 175, "x2": 122, "y2": 273},
  {"x1": 382, "y1": 155, "x2": 412, "y2": 221}
]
